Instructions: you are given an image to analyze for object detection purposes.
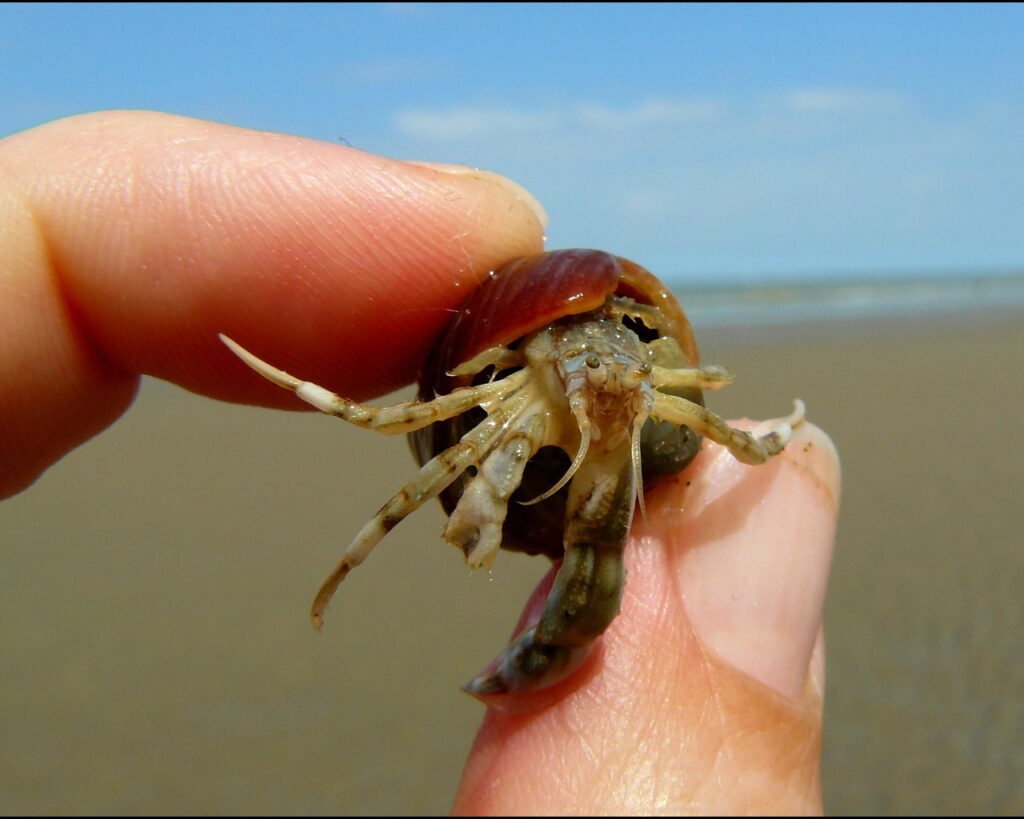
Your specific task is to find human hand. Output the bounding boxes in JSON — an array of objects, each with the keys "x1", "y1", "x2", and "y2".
[
  {"x1": 453, "y1": 419, "x2": 839, "y2": 814},
  {"x1": 0, "y1": 110, "x2": 545, "y2": 498},
  {"x1": 1, "y1": 111, "x2": 838, "y2": 813}
]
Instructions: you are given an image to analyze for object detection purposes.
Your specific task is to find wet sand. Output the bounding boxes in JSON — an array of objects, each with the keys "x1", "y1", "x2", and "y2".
[{"x1": 2, "y1": 307, "x2": 1022, "y2": 813}]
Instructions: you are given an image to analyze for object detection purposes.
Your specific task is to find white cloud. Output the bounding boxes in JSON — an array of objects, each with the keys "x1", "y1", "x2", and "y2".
[
  {"x1": 393, "y1": 88, "x2": 910, "y2": 143},
  {"x1": 394, "y1": 96, "x2": 727, "y2": 141},
  {"x1": 331, "y1": 58, "x2": 446, "y2": 85},
  {"x1": 781, "y1": 87, "x2": 907, "y2": 114},
  {"x1": 382, "y1": 86, "x2": 1024, "y2": 278},
  {"x1": 574, "y1": 98, "x2": 726, "y2": 130},
  {"x1": 394, "y1": 106, "x2": 560, "y2": 140},
  {"x1": 379, "y1": 2, "x2": 427, "y2": 19}
]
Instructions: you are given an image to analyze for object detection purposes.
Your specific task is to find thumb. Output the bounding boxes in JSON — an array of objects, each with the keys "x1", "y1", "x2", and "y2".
[{"x1": 452, "y1": 421, "x2": 839, "y2": 815}]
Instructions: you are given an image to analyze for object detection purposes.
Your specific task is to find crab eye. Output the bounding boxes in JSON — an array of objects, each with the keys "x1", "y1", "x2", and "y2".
[{"x1": 585, "y1": 353, "x2": 601, "y2": 369}]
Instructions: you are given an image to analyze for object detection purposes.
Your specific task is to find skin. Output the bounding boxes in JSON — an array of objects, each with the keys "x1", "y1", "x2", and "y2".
[{"x1": 1, "y1": 111, "x2": 840, "y2": 814}]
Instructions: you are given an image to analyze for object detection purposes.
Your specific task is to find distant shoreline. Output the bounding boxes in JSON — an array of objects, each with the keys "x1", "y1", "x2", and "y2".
[{"x1": 675, "y1": 270, "x2": 1024, "y2": 328}]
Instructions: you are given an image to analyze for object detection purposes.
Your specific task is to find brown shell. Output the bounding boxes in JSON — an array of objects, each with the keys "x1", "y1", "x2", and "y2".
[
  {"x1": 420, "y1": 249, "x2": 698, "y2": 400},
  {"x1": 410, "y1": 249, "x2": 702, "y2": 559}
]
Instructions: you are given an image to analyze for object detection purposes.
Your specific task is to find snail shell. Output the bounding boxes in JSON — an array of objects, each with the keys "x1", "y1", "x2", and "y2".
[{"x1": 411, "y1": 249, "x2": 705, "y2": 561}]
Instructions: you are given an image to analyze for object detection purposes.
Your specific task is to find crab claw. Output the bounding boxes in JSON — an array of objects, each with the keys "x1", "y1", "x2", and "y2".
[
  {"x1": 463, "y1": 437, "x2": 633, "y2": 704},
  {"x1": 461, "y1": 565, "x2": 598, "y2": 709},
  {"x1": 463, "y1": 626, "x2": 594, "y2": 699}
]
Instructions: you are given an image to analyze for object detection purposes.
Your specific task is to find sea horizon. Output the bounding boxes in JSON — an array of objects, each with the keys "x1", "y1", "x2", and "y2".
[{"x1": 673, "y1": 268, "x2": 1024, "y2": 328}]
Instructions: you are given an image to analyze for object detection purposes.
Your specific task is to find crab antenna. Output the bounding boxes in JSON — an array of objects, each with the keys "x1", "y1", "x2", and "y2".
[
  {"x1": 519, "y1": 408, "x2": 591, "y2": 506},
  {"x1": 630, "y1": 413, "x2": 647, "y2": 520}
]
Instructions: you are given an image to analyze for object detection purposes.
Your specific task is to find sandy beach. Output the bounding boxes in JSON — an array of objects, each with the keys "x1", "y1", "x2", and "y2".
[{"x1": 2, "y1": 303, "x2": 1021, "y2": 813}]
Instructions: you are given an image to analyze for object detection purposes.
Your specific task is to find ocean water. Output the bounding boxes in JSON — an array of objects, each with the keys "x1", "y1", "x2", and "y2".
[{"x1": 678, "y1": 270, "x2": 1024, "y2": 327}]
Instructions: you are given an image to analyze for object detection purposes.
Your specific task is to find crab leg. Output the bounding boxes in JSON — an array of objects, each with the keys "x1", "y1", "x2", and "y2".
[
  {"x1": 310, "y1": 406, "x2": 516, "y2": 629},
  {"x1": 447, "y1": 344, "x2": 523, "y2": 378},
  {"x1": 443, "y1": 408, "x2": 547, "y2": 570},
  {"x1": 652, "y1": 395, "x2": 806, "y2": 465},
  {"x1": 220, "y1": 334, "x2": 525, "y2": 435},
  {"x1": 652, "y1": 364, "x2": 734, "y2": 391},
  {"x1": 463, "y1": 435, "x2": 636, "y2": 696}
]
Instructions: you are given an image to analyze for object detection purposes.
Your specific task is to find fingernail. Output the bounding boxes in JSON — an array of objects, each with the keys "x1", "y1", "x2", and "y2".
[
  {"x1": 404, "y1": 161, "x2": 549, "y2": 230},
  {"x1": 670, "y1": 421, "x2": 840, "y2": 698}
]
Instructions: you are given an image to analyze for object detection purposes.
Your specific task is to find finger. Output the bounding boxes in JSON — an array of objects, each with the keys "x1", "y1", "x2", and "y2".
[
  {"x1": 452, "y1": 422, "x2": 839, "y2": 815},
  {"x1": 658, "y1": 419, "x2": 840, "y2": 699},
  {"x1": 0, "y1": 111, "x2": 545, "y2": 497}
]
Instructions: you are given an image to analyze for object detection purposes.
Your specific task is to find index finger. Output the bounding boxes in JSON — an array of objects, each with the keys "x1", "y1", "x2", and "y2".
[{"x1": 0, "y1": 111, "x2": 546, "y2": 497}]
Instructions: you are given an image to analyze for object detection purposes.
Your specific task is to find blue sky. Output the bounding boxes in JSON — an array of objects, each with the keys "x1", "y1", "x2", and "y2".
[{"x1": 2, "y1": 3, "x2": 1022, "y2": 284}]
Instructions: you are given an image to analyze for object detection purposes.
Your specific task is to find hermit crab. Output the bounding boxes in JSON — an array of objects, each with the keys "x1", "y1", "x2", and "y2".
[{"x1": 221, "y1": 249, "x2": 804, "y2": 698}]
